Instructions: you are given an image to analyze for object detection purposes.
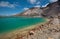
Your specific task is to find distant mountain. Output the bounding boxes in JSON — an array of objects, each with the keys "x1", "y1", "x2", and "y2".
[{"x1": 14, "y1": 7, "x2": 43, "y2": 17}]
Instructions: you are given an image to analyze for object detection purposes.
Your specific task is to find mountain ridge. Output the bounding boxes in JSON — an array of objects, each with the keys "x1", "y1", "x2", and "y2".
[{"x1": 13, "y1": 1, "x2": 60, "y2": 18}]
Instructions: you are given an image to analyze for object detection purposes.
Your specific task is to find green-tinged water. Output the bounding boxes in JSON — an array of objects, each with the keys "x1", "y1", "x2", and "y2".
[{"x1": 0, "y1": 17, "x2": 46, "y2": 34}]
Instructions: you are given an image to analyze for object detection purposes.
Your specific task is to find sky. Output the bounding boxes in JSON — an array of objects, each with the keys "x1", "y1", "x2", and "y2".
[{"x1": 0, "y1": 0, "x2": 58, "y2": 16}]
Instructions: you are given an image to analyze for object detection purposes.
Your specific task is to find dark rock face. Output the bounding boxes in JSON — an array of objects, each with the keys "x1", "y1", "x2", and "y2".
[
  {"x1": 58, "y1": 0, "x2": 60, "y2": 2},
  {"x1": 41, "y1": 2, "x2": 60, "y2": 18},
  {"x1": 58, "y1": 0, "x2": 60, "y2": 5}
]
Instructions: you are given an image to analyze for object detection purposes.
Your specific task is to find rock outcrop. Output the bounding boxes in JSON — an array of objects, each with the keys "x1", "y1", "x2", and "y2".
[{"x1": 41, "y1": 2, "x2": 60, "y2": 18}]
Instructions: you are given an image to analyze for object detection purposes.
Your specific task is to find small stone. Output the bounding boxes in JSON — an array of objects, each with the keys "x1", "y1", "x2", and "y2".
[
  {"x1": 48, "y1": 37, "x2": 54, "y2": 39},
  {"x1": 29, "y1": 31, "x2": 34, "y2": 35}
]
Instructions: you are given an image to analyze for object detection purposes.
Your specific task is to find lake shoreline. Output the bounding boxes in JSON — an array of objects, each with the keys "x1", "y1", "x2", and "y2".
[
  {"x1": 0, "y1": 17, "x2": 46, "y2": 34},
  {"x1": 0, "y1": 18, "x2": 49, "y2": 39}
]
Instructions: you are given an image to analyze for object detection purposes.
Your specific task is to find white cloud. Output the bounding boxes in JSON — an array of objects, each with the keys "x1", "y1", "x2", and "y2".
[
  {"x1": 34, "y1": 5, "x2": 41, "y2": 7},
  {"x1": 49, "y1": 0, "x2": 58, "y2": 3},
  {"x1": 36, "y1": 2, "x2": 40, "y2": 5},
  {"x1": 24, "y1": 8, "x2": 29, "y2": 10},
  {"x1": 0, "y1": 1, "x2": 17, "y2": 8},
  {"x1": 42, "y1": 3, "x2": 49, "y2": 7},
  {"x1": 28, "y1": 0, "x2": 36, "y2": 4}
]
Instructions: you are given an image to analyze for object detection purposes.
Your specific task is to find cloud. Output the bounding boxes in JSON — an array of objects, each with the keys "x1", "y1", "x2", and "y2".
[
  {"x1": 36, "y1": 1, "x2": 40, "y2": 5},
  {"x1": 24, "y1": 8, "x2": 29, "y2": 10},
  {"x1": 0, "y1": 1, "x2": 17, "y2": 8},
  {"x1": 34, "y1": 5, "x2": 41, "y2": 7},
  {"x1": 28, "y1": 0, "x2": 36, "y2": 4},
  {"x1": 49, "y1": 0, "x2": 58, "y2": 3}
]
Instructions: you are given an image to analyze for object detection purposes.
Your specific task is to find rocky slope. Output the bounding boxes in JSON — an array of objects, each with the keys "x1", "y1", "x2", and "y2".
[
  {"x1": 14, "y1": 7, "x2": 43, "y2": 17},
  {"x1": 18, "y1": 18, "x2": 60, "y2": 39},
  {"x1": 41, "y1": 2, "x2": 60, "y2": 18}
]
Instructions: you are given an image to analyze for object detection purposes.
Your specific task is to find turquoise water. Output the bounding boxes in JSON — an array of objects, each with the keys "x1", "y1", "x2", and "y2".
[{"x1": 0, "y1": 17, "x2": 46, "y2": 33}]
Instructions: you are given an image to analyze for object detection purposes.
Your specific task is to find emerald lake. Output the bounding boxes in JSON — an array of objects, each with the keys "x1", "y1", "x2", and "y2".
[{"x1": 0, "y1": 17, "x2": 46, "y2": 34}]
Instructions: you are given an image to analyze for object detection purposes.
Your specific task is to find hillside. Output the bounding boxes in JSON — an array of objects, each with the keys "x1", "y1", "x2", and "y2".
[
  {"x1": 14, "y1": 1, "x2": 60, "y2": 18},
  {"x1": 41, "y1": 2, "x2": 60, "y2": 18},
  {"x1": 14, "y1": 7, "x2": 43, "y2": 17}
]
